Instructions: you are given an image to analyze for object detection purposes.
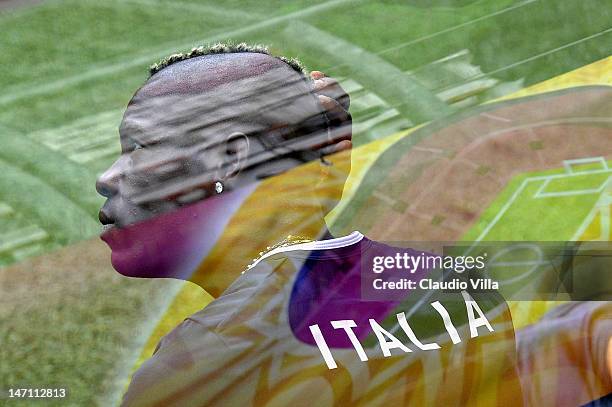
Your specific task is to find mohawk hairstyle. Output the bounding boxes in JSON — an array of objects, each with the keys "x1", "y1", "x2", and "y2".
[{"x1": 149, "y1": 42, "x2": 307, "y2": 78}]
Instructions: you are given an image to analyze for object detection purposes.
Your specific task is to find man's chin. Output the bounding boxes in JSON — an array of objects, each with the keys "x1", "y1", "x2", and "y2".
[
  {"x1": 101, "y1": 222, "x2": 196, "y2": 279},
  {"x1": 101, "y1": 226, "x2": 162, "y2": 277},
  {"x1": 99, "y1": 186, "x2": 257, "y2": 279},
  {"x1": 99, "y1": 199, "x2": 227, "y2": 279},
  {"x1": 109, "y1": 245, "x2": 164, "y2": 278}
]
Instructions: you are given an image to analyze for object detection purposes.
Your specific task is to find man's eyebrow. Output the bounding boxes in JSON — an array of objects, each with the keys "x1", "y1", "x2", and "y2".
[{"x1": 120, "y1": 121, "x2": 163, "y2": 147}]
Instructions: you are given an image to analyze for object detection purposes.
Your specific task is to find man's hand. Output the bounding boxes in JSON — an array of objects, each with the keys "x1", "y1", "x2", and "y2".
[
  {"x1": 310, "y1": 71, "x2": 352, "y2": 156},
  {"x1": 311, "y1": 71, "x2": 350, "y2": 111}
]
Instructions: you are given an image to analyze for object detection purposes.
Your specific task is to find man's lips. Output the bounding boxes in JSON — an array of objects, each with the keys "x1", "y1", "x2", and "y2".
[
  {"x1": 101, "y1": 223, "x2": 115, "y2": 235},
  {"x1": 99, "y1": 220, "x2": 135, "y2": 255},
  {"x1": 99, "y1": 205, "x2": 120, "y2": 244},
  {"x1": 99, "y1": 223, "x2": 116, "y2": 243}
]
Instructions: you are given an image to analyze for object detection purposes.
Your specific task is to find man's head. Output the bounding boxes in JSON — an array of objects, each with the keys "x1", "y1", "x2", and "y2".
[
  {"x1": 98, "y1": 43, "x2": 350, "y2": 229},
  {"x1": 97, "y1": 43, "x2": 352, "y2": 277}
]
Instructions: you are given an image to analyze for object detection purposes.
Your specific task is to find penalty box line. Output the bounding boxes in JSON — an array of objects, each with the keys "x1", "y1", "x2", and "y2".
[
  {"x1": 533, "y1": 157, "x2": 612, "y2": 198},
  {"x1": 469, "y1": 164, "x2": 612, "y2": 251}
]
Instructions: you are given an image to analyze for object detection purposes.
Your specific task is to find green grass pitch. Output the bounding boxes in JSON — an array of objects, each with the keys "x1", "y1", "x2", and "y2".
[
  {"x1": 0, "y1": 0, "x2": 610, "y2": 405},
  {"x1": 462, "y1": 161, "x2": 612, "y2": 242}
]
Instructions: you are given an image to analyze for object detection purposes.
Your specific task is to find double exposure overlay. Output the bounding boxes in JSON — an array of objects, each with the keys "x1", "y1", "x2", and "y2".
[{"x1": 0, "y1": 1, "x2": 610, "y2": 406}]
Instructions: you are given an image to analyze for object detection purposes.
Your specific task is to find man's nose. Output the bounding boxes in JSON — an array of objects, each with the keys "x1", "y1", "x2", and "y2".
[{"x1": 96, "y1": 156, "x2": 127, "y2": 198}]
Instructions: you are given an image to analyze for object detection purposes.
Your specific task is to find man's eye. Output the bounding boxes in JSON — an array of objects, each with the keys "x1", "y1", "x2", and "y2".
[{"x1": 127, "y1": 143, "x2": 146, "y2": 163}]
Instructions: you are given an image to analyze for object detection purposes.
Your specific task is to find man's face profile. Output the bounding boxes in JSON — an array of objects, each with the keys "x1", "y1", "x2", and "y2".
[{"x1": 96, "y1": 51, "x2": 351, "y2": 278}]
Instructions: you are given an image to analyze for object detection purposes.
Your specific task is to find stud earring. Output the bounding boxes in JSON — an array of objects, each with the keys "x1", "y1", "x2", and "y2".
[
  {"x1": 320, "y1": 156, "x2": 333, "y2": 166},
  {"x1": 215, "y1": 181, "x2": 224, "y2": 194}
]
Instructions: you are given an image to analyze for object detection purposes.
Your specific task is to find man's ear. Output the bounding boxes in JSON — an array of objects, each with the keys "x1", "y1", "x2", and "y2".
[{"x1": 219, "y1": 132, "x2": 250, "y2": 180}]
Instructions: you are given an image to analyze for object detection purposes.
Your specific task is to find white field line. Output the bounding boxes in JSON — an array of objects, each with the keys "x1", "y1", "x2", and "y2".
[
  {"x1": 71, "y1": 143, "x2": 121, "y2": 164},
  {"x1": 571, "y1": 200, "x2": 610, "y2": 241},
  {"x1": 480, "y1": 112, "x2": 512, "y2": 123},
  {"x1": 412, "y1": 146, "x2": 447, "y2": 155},
  {"x1": 534, "y1": 175, "x2": 612, "y2": 198},
  {"x1": 32, "y1": 120, "x2": 118, "y2": 148},
  {"x1": 2, "y1": 0, "x2": 601, "y2": 116},
  {"x1": 571, "y1": 208, "x2": 596, "y2": 240},
  {"x1": 528, "y1": 168, "x2": 612, "y2": 182},
  {"x1": 466, "y1": 163, "x2": 612, "y2": 253},
  {"x1": 392, "y1": 29, "x2": 612, "y2": 109},
  {"x1": 483, "y1": 28, "x2": 612, "y2": 78},
  {"x1": 564, "y1": 156, "x2": 609, "y2": 173},
  {"x1": 29, "y1": 109, "x2": 123, "y2": 137},
  {"x1": 295, "y1": 2, "x2": 513, "y2": 100},
  {"x1": 598, "y1": 207, "x2": 610, "y2": 239},
  {"x1": 571, "y1": 181, "x2": 612, "y2": 241},
  {"x1": 28, "y1": 109, "x2": 123, "y2": 164},
  {"x1": 2, "y1": 0, "x2": 533, "y2": 110},
  {"x1": 111, "y1": 0, "x2": 261, "y2": 21},
  {"x1": 381, "y1": 29, "x2": 611, "y2": 109},
  {"x1": 0, "y1": 0, "x2": 361, "y2": 106},
  {"x1": 0, "y1": 225, "x2": 48, "y2": 253},
  {"x1": 378, "y1": 0, "x2": 539, "y2": 56},
  {"x1": 467, "y1": 178, "x2": 533, "y2": 253},
  {"x1": 2, "y1": 0, "x2": 605, "y2": 117}
]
